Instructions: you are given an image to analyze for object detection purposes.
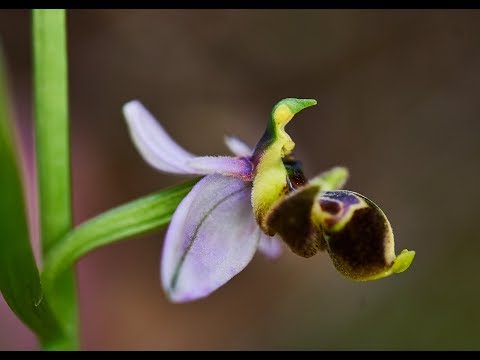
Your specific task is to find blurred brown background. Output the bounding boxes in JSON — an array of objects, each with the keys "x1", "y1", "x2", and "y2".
[{"x1": 1, "y1": 9, "x2": 479, "y2": 350}]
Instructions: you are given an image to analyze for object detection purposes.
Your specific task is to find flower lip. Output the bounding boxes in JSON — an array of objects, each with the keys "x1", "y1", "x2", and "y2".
[{"x1": 316, "y1": 191, "x2": 414, "y2": 281}]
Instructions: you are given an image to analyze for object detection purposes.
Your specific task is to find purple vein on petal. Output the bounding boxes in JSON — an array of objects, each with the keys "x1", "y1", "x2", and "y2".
[{"x1": 123, "y1": 100, "x2": 197, "y2": 174}]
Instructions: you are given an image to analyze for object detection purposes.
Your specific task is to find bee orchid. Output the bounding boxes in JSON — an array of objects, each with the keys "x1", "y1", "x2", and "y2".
[{"x1": 123, "y1": 98, "x2": 415, "y2": 303}]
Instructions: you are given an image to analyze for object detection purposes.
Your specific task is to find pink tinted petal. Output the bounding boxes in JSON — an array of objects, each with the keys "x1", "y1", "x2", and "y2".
[
  {"x1": 224, "y1": 135, "x2": 253, "y2": 157},
  {"x1": 187, "y1": 156, "x2": 253, "y2": 181},
  {"x1": 123, "y1": 100, "x2": 196, "y2": 174},
  {"x1": 161, "y1": 174, "x2": 259, "y2": 303},
  {"x1": 258, "y1": 233, "x2": 284, "y2": 260}
]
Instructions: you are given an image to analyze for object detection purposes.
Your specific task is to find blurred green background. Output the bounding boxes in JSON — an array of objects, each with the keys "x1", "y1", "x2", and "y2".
[{"x1": 0, "y1": 9, "x2": 479, "y2": 350}]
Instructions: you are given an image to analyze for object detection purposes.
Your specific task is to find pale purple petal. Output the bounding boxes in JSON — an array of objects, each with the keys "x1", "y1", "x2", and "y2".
[
  {"x1": 161, "y1": 174, "x2": 259, "y2": 302},
  {"x1": 187, "y1": 156, "x2": 253, "y2": 181},
  {"x1": 224, "y1": 135, "x2": 253, "y2": 157},
  {"x1": 123, "y1": 100, "x2": 197, "y2": 174},
  {"x1": 258, "y1": 233, "x2": 283, "y2": 259}
]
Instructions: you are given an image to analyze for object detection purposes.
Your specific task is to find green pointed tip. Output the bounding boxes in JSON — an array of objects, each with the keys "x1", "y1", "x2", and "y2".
[
  {"x1": 271, "y1": 98, "x2": 317, "y2": 127},
  {"x1": 274, "y1": 98, "x2": 317, "y2": 116},
  {"x1": 392, "y1": 249, "x2": 415, "y2": 274},
  {"x1": 355, "y1": 249, "x2": 415, "y2": 281}
]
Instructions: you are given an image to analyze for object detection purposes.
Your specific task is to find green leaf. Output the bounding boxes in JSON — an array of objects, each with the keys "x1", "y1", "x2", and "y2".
[
  {"x1": 33, "y1": 9, "x2": 77, "y2": 349},
  {"x1": 0, "y1": 45, "x2": 65, "y2": 346},
  {"x1": 41, "y1": 178, "x2": 199, "y2": 300}
]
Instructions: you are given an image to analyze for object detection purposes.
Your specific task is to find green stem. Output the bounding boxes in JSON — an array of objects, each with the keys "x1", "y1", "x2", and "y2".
[{"x1": 33, "y1": 9, "x2": 78, "y2": 349}]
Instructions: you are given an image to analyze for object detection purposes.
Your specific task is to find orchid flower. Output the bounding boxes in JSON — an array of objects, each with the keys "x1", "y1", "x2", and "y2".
[{"x1": 123, "y1": 98, "x2": 415, "y2": 303}]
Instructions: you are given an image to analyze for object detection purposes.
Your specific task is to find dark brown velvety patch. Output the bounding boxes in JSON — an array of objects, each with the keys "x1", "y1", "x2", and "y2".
[
  {"x1": 266, "y1": 184, "x2": 323, "y2": 258},
  {"x1": 325, "y1": 202, "x2": 391, "y2": 279}
]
